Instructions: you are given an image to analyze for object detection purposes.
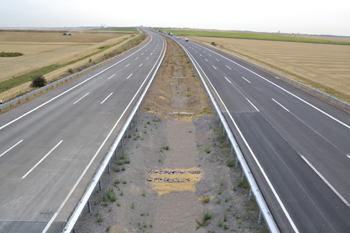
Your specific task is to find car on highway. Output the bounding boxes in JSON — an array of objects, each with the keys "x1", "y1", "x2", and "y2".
[{"x1": 185, "y1": 38, "x2": 188, "y2": 42}]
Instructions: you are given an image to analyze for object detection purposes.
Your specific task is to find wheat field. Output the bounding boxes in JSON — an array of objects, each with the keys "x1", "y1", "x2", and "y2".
[
  {"x1": 0, "y1": 30, "x2": 130, "y2": 82},
  {"x1": 189, "y1": 36, "x2": 350, "y2": 101}
]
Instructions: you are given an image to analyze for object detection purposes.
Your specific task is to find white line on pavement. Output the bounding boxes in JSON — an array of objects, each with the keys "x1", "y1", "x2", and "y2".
[
  {"x1": 42, "y1": 37, "x2": 166, "y2": 233},
  {"x1": 108, "y1": 74, "x2": 116, "y2": 80},
  {"x1": 275, "y1": 76, "x2": 279, "y2": 79},
  {"x1": 73, "y1": 93, "x2": 89, "y2": 105},
  {"x1": 301, "y1": 155, "x2": 350, "y2": 207},
  {"x1": 226, "y1": 65, "x2": 231, "y2": 70},
  {"x1": 347, "y1": 154, "x2": 350, "y2": 159},
  {"x1": 272, "y1": 98, "x2": 290, "y2": 112},
  {"x1": 195, "y1": 43, "x2": 350, "y2": 131},
  {"x1": 0, "y1": 140, "x2": 23, "y2": 158},
  {"x1": 213, "y1": 66, "x2": 217, "y2": 70},
  {"x1": 187, "y1": 51, "x2": 299, "y2": 232},
  {"x1": 139, "y1": 63, "x2": 143, "y2": 67},
  {"x1": 125, "y1": 64, "x2": 130, "y2": 67},
  {"x1": 127, "y1": 73, "x2": 133, "y2": 79},
  {"x1": 216, "y1": 59, "x2": 220, "y2": 62},
  {"x1": 0, "y1": 34, "x2": 155, "y2": 131},
  {"x1": 205, "y1": 59, "x2": 208, "y2": 62},
  {"x1": 101, "y1": 93, "x2": 113, "y2": 104},
  {"x1": 242, "y1": 77, "x2": 251, "y2": 83},
  {"x1": 146, "y1": 57, "x2": 149, "y2": 60},
  {"x1": 141, "y1": 53, "x2": 144, "y2": 55},
  {"x1": 22, "y1": 140, "x2": 63, "y2": 179},
  {"x1": 246, "y1": 98, "x2": 259, "y2": 111},
  {"x1": 224, "y1": 77, "x2": 231, "y2": 83}
]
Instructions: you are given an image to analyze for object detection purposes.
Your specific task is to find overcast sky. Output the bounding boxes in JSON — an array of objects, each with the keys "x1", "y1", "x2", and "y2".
[{"x1": 1, "y1": 0, "x2": 349, "y2": 36}]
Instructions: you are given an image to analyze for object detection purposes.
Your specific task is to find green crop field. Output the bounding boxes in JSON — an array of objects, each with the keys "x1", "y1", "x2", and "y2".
[
  {"x1": 94, "y1": 27, "x2": 138, "y2": 32},
  {"x1": 154, "y1": 28, "x2": 350, "y2": 45}
]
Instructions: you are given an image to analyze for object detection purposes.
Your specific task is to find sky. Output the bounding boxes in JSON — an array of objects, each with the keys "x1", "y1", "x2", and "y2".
[{"x1": 1, "y1": 0, "x2": 350, "y2": 36}]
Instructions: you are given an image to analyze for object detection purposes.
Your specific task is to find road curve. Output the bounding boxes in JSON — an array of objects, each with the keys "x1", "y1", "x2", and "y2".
[{"x1": 0, "y1": 29, "x2": 165, "y2": 233}]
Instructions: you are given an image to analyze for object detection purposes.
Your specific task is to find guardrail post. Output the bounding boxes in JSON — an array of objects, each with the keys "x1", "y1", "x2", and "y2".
[
  {"x1": 73, "y1": 227, "x2": 76, "y2": 233},
  {"x1": 236, "y1": 157, "x2": 239, "y2": 167},
  {"x1": 108, "y1": 162, "x2": 110, "y2": 174},
  {"x1": 99, "y1": 180, "x2": 102, "y2": 191},
  {"x1": 121, "y1": 138, "x2": 123, "y2": 148},
  {"x1": 114, "y1": 150, "x2": 117, "y2": 160},
  {"x1": 125, "y1": 130, "x2": 128, "y2": 138},
  {"x1": 231, "y1": 145, "x2": 233, "y2": 155},
  {"x1": 249, "y1": 189, "x2": 252, "y2": 201},
  {"x1": 87, "y1": 199, "x2": 91, "y2": 213},
  {"x1": 258, "y1": 209, "x2": 262, "y2": 224},
  {"x1": 242, "y1": 172, "x2": 245, "y2": 182}
]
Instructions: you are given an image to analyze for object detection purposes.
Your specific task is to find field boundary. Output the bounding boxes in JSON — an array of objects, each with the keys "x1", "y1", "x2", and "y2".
[
  {"x1": 189, "y1": 39, "x2": 350, "y2": 114},
  {"x1": 0, "y1": 30, "x2": 148, "y2": 113}
]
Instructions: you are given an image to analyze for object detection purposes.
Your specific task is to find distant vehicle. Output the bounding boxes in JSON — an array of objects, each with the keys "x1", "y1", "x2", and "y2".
[
  {"x1": 63, "y1": 33, "x2": 67, "y2": 35},
  {"x1": 68, "y1": 33, "x2": 72, "y2": 36},
  {"x1": 185, "y1": 38, "x2": 188, "y2": 42},
  {"x1": 176, "y1": 37, "x2": 179, "y2": 40}
]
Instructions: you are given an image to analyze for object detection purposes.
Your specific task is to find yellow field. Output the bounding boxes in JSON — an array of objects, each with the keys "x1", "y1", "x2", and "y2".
[
  {"x1": 0, "y1": 30, "x2": 132, "y2": 82},
  {"x1": 189, "y1": 36, "x2": 350, "y2": 101}
]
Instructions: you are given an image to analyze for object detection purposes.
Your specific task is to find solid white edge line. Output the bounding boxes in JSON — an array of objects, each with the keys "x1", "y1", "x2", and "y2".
[
  {"x1": 42, "y1": 213, "x2": 58, "y2": 233},
  {"x1": 242, "y1": 77, "x2": 251, "y2": 83},
  {"x1": 101, "y1": 93, "x2": 113, "y2": 104},
  {"x1": 194, "y1": 43, "x2": 350, "y2": 131},
  {"x1": 126, "y1": 73, "x2": 133, "y2": 79},
  {"x1": 42, "y1": 33, "x2": 166, "y2": 233},
  {"x1": 246, "y1": 98, "x2": 259, "y2": 112},
  {"x1": 224, "y1": 77, "x2": 231, "y2": 83},
  {"x1": 272, "y1": 98, "x2": 290, "y2": 112},
  {"x1": 300, "y1": 155, "x2": 350, "y2": 207},
  {"x1": 0, "y1": 140, "x2": 23, "y2": 158},
  {"x1": 107, "y1": 74, "x2": 116, "y2": 80},
  {"x1": 22, "y1": 140, "x2": 63, "y2": 179},
  {"x1": 186, "y1": 49, "x2": 299, "y2": 232},
  {"x1": 73, "y1": 93, "x2": 89, "y2": 105},
  {"x1": 0, "y1": 34, "x2": 155, "y2": 131}
]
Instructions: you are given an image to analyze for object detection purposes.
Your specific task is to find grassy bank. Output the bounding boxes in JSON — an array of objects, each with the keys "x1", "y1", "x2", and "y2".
[
  {"x1": 0, "y1": 52, "x2": 23, "y2": 57},
  {"x1": 154, "y1": 29, "x2": 350, "y2": 45}
]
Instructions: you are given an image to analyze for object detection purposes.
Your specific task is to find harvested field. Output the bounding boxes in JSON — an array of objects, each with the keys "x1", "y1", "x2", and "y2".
[
  {"x1": 189, "y1": 36, "x2": 350, "y2": 102},
  {"x1": 0, "y1": 30, "x2": 133, "y2": 82}
]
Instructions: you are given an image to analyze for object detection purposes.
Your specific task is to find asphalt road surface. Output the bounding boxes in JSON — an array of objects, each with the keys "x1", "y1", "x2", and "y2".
[
  {"x1": 157, "y1": 30, "x2": 350, "y2": 233},
  {"x1": 0, "y1": 30, "x2": 165, "y2": 233}
]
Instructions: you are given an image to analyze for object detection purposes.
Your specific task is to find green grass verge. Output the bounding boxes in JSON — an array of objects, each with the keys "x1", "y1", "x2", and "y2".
[
  {"x1": 94, "y1": 27, "x2": 138, "y2": 32},
  {"x1": 0, "y1": 36, "x2": 131, "y2": 94},
  {"x1": 154, "y1": 28, "x2": 350, "y2": 45}
]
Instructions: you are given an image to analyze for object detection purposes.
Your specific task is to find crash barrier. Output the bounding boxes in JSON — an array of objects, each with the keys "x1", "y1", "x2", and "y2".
[
  {"x1": 0, "y1": 33, "x2": 147, "y2": 113},
  {"x1": 62, "y1": 36, "x2": 166, "y2": 233},
  {"x1": 172, "y1": 37, "x2": 280, "y2": 233}
]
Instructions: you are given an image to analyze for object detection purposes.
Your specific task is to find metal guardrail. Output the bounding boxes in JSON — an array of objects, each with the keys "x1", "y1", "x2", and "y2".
[
  {"x1": 0, "y1": 33, "x2": 146, "y2": 112},
  {"x1": 192, "y1": 40, "x2": 350, "y2": 113},
  {"x1": 62, "y1": 35, "x2": 167, "y2": 233},
  {"x1": 173, "y1": 37, "x2": 280, "y2": 233}
]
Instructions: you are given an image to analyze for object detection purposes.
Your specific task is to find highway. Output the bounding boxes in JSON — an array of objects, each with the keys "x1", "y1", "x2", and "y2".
[
  {"x1": 157, "y1": 30, "x2": 350, "y2": 232},
  {"x1": 0, "y1": 29, "x2": 165, "y2": 233}
]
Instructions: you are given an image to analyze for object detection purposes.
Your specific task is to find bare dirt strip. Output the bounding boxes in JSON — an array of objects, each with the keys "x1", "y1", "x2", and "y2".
[
  {"x1": 75, "y1": 37, "x2": 268, "y2": 233},
  {"x1": 188, "y1": 35, "x2": 350, "y2": 104}
]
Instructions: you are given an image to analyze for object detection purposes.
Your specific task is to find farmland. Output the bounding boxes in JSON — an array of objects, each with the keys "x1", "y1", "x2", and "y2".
[
  {"x1": 189, "y1": 35, "x2": 350, "y2": 102},
  {"x1": 155, "y1": 28, "x2": 350, "y2": 45},
  {"x1": 0, "y1": 30, "x2": 132, "y2": 83}
]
